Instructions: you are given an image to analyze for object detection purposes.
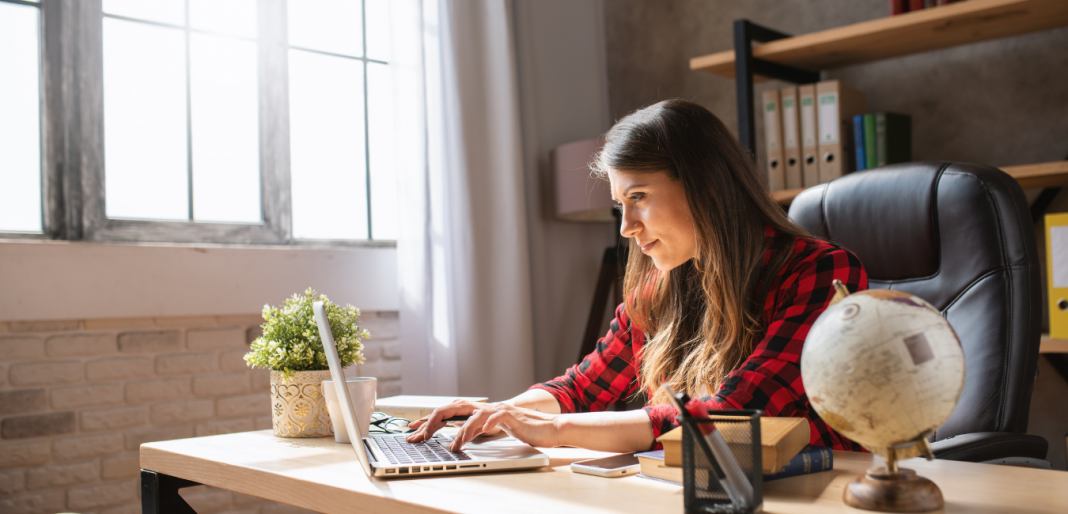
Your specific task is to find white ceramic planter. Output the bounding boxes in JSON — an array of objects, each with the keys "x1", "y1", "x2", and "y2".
[{"x1": 270, "y1": 370, "x2": 333, "y2": 438}]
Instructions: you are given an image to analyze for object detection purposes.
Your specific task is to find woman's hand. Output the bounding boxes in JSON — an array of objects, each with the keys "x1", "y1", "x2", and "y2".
[
  {"x1": 405, "y1": 400, "x2": 486, "y2": 442},
  {"x1": 406, "y1": 401, "x2": 559, "y2": 452}
]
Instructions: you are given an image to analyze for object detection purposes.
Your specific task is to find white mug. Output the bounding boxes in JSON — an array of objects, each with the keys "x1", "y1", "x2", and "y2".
[{"x1": 322, "y1": 377, "x2": 377, "y2": 443}]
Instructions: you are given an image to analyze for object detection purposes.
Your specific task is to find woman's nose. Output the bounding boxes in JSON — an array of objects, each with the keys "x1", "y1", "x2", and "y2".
[{"x1": 619, "y1": 209, "x2": 640, "y2": 238}]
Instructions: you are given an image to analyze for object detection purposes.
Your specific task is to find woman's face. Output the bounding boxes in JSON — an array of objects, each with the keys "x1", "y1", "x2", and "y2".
[{"x1": 608, "y1": 168, "x2": 697, "y2": 271}]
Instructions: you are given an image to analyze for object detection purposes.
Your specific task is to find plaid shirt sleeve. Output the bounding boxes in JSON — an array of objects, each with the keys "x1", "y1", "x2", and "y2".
[
  {"x1": 643, "y1": 239, "x2": 868, "y2": 451},
  {"x1": 528, "y1": 303, "x2": 643, "y2": 413}
]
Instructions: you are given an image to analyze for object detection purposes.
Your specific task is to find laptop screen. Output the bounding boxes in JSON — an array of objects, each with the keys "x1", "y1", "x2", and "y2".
[{"x1": 313, "y1": 301, "x2": 374, "y2": 476}]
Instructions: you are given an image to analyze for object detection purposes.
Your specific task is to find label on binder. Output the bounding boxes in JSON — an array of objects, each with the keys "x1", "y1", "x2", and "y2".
[
  {"x1": 782, "y1": 97, "x2": 798, "y2": 149},
  {"x1": 801, "y1": 95, "x2": 816, "y2": 148},
  {"x1": 818, "y1": 92, "x2": 838, "y2": 144},
  {"x1": 1052, "y1": 226, "x2": 1068, "y2": 288},
  {"x1": 764, "y1": 101, "x2": 779, "y2": 151}
]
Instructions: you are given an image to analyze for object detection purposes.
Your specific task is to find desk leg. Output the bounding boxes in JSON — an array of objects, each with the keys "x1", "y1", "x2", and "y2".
[{"x1": 141, "y1": 469, "x2": 200, "y2": 514}]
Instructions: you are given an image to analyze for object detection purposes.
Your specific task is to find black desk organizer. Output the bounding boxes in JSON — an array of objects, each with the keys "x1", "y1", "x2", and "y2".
[{"x1": 681, "y1": 410, "x2": 763, "y2": 514}]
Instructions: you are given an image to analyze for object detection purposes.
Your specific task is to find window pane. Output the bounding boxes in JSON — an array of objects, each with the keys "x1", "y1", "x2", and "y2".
[
  {"x1": 365, "y1": 0, "x2": 390, "y2": 62},
  {"x1": 368, "y1": 62, "x2": 396, "y2": 240},
  {"x1": 190, "y1": 0, "x2": 257, "y2": 39},
  {"x1": 287, "y1": 0, "x2": 362, "y2": 57},
  {"x1": 103, "y1": 18, "x2": 189, "y2": 221},
  {"x1": 103, "y1": 0, "x2": 185, "y2": 26},
  {"x1": 0, "y1": 3, "x2": 42, "y2": 233},
  {"x1": 190, "y1": 33, "x2": 260, "y2": 223},
  {"x1": 289, "y1": 49, "x2": 367, "y2": 239}
]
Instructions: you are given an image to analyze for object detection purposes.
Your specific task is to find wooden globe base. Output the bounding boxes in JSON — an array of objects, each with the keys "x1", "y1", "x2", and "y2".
[{"x1": 844, "y1": 467, "x2": 944, "y2": 512}]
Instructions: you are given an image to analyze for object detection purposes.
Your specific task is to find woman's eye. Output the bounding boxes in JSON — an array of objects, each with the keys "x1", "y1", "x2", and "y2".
[{"x1": 629, "y1": 193, "x2": 645, "y2": 202}]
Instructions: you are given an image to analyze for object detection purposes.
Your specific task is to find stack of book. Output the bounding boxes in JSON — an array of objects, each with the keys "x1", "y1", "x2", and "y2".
[
  {"x1": 635, "y1": 416, "x2": 833, "y2": 485},
  {"x1": 852, "y1": 113, "x2": 912, "y2": 171},
  {"x1": 891, "y1": 0, "x2": 964, "y2": 16}
]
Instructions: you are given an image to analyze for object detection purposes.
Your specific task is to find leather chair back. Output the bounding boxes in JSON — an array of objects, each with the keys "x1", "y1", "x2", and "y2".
[{"x1": 788, "y1": 162, "x2": 1042, "y2": 440}]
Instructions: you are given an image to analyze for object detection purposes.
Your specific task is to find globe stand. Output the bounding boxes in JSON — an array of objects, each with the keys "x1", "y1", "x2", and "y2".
[{"x1": 844, "y1": 445, "x2": 944, "y2": 512}]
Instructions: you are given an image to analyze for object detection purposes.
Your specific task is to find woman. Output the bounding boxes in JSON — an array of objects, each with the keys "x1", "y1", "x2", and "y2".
[{"x1": 407, "y1": 99, "x2": 868, "y2": 454}]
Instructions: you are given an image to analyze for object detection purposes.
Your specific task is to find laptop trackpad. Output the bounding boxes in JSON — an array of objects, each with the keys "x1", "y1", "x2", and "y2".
[{"x1": 462, "y1": 433, "x2": 544, "y2": 459}]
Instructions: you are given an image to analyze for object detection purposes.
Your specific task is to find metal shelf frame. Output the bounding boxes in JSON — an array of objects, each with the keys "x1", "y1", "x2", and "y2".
[{"x1": 732, "y1": 20, "x2": 819, "y2": 157}]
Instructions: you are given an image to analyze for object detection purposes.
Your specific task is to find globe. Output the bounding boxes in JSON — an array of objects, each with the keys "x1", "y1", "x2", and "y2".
[{"x1": 801, "y1": 289, "x2": 965, "y2": 452}]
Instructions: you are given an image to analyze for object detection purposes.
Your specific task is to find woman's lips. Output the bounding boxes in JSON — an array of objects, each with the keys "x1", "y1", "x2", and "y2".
[{"x1": 640, "y1": 240, "x2": 658, "y2": 253}]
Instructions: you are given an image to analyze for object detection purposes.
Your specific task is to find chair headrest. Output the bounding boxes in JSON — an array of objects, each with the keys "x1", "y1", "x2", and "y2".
[{"x1": 790, "y1": 163, "x2": 942, "y2": 281}]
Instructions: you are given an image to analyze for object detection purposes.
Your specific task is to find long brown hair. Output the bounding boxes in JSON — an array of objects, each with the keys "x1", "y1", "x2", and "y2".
[{"x1": 591, "y1": 99, "x2": 809, "y2": 405}]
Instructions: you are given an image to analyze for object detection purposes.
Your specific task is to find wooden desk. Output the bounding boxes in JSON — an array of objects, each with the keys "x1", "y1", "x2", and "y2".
[{"x1": 140, "y1": 430, "x2": 1068, "y2": 514}]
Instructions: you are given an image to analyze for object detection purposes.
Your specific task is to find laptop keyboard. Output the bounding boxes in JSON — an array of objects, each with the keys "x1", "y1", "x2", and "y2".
[{"x1": 374, "y1": 434, "x2": 472, "y2": 465}]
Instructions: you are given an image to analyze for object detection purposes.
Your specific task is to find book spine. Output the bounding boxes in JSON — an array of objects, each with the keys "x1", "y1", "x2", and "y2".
[
  {"x1": 863, "y1": 114, "x2": 877, "y2": 170},
  {"x1": 875, "y1": 113, "x2": 888, "y2": 167},
  {"x1": 908, "y1": 0, "x2": 924, "y2": 11},
  {"x1": 885, "y1": 113, "x2": 912, "y2": 164},
  {"x1": 764, "y1": 447, "x2": 833, "y2": 482},
  {"x1": 889, "y1": 0, "x2": 906, "y2": 15},
  {"x1": 853, "y1": 115, "x2": 866, "y2": 171}
]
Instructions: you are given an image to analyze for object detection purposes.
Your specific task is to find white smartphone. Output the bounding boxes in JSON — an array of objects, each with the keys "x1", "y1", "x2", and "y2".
[{"x1": 569, "y1": 453, "x2": 640, "y2": 478}]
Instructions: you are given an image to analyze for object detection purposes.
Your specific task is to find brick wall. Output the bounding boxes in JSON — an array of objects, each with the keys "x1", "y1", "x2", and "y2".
[{"x1": 0, "y1": 312, "x2": 401, "y2": 514}]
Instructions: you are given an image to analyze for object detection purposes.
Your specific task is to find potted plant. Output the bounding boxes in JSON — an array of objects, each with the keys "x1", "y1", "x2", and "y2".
[{"x1": 245, "y1": 288, "x2": 369, "y2": 438}]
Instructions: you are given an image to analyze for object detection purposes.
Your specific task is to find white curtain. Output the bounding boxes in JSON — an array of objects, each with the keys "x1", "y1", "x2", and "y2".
[{"x1": 391, "y1": 0, "x2": 535, "y2": 400}]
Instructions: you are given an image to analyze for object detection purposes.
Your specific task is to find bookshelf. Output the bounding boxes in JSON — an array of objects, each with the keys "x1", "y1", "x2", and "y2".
[
  {"x1": 691, "y1": 0, "x2": 1068, "y2": 79},
  {"x1": 691, "y1": 0, "x2": 1068, "y2": 173},
  {"x1": 770, "y1": 160, "x2": 1068, "y2": 206}
]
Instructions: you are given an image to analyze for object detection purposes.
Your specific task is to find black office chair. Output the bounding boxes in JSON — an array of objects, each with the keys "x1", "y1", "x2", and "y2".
[{"x1": 789, "y1": 162, "x2": 1050, "y2": 467}]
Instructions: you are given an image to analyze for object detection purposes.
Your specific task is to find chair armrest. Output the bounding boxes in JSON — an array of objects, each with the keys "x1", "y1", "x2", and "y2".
[{"x1": 930, "y1": 432, "x2": 1048, "y2": 462}]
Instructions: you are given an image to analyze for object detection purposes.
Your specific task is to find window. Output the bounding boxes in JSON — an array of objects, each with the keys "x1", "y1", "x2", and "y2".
[
  {"x1": 102, "y1": 0, "x2": 262, "y2": 224},
  {"x1": 0, "y1": 0, "x2": 43, "y2": 235},
  {"x1": 287, "y1": 0, "x2": 396, "y2": 240},
  {"x1": 0, "y1": 0, "x2": 396, "y2": 245}
]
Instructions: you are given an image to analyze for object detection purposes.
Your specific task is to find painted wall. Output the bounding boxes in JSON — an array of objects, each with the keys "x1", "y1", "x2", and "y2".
[
  {"x1": 514, "y1": 0, "x2": 618, "y2": 382},
  {"x1": 0, "y1": 241, "x2": 397, "y2": 322}
]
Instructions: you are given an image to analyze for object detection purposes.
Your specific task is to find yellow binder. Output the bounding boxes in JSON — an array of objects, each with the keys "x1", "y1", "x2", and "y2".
[{"x1": 1046, "y1": 213, "x2": 1068, "y2": 338}]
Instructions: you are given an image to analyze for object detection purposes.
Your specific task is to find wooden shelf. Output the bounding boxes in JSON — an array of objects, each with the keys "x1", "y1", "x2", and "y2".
[
  {"x1": 1003, "y1": 160, "x2": 1068, "y2": 189},
  {"x1": 1041, "y1": 334, "x2": 1068, "y2": 354},
  {"x1": 770, "y1": 188, "x2": 806, "y2": 205},
  {"x1": 771, "y1": 160, "x2": 1068, "y2": 205},
  {"x1": 691, "y1": 0, "x2": 1068, "y2": 79}
]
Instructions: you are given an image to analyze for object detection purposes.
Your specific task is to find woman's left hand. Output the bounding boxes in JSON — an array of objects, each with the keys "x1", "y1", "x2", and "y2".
[{"x1": 447, "y1": 403, "x2": 560, "y2": 452}]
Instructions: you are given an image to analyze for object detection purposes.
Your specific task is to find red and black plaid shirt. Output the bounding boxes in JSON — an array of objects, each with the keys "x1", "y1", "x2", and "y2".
[{"x1": 530, "y1": 225, "x2": 869, "y2": 451}]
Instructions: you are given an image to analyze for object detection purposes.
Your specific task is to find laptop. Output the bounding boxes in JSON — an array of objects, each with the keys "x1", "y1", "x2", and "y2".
[{"x1": 312, "y1": 301, "x2": 550, "y2": 478}]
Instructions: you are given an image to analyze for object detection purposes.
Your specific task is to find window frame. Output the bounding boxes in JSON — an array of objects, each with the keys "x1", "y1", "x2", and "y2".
[{"x1": 0, "y1": 0, "x2": 394, "y2": 248}]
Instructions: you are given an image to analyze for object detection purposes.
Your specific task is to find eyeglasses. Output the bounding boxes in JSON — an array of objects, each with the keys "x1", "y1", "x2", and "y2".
[{"x1": 368, "y1": 411, "x2": 412, "y2": 434}]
